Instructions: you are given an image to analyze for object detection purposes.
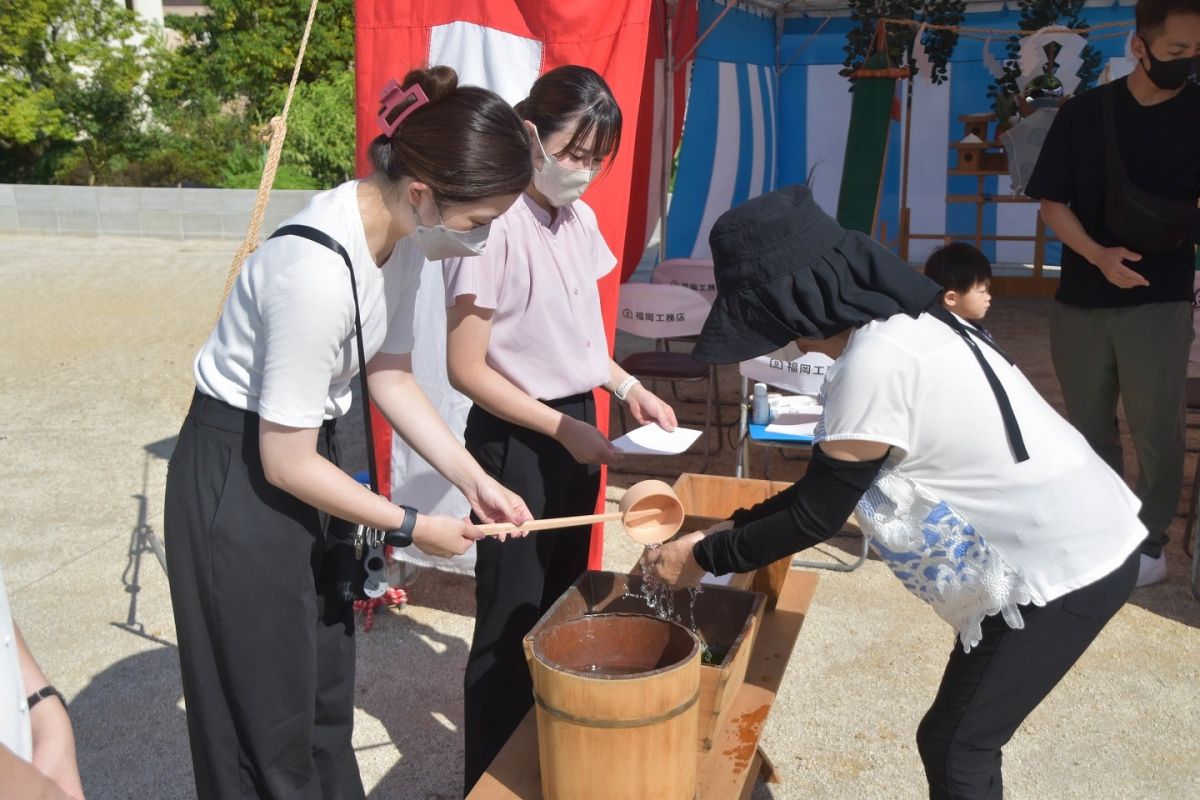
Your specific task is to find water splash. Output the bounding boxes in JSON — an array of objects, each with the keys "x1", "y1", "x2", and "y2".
[{"x1": 630, "y1": 544, "x2": 718, "y2": 662}]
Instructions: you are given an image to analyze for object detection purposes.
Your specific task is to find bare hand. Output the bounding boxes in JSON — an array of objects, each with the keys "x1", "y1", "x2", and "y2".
[
  {"x1": 412, "y1": 514, "x2": 484, "y2": 558},
  {"x1": 557, "y1": 417, "x2": 622, "y2": 465},
  {"x1": 625, "y1": 384, "x2": 678, "y2": 431},
  {"x1": 641, "y1": 530, "x2": 707, "y2": 588},
  {"x1": 464, "y1": 475, "x2": 532, "y2": 535},
  {"x1": 1092, "y1": 246, "x2": 1148, "y2": 289}
]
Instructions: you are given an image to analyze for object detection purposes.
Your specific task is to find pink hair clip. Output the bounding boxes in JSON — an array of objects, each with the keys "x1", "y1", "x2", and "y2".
[{"x1": 377, "y1": 79, "x2": 430, "y2": 137}]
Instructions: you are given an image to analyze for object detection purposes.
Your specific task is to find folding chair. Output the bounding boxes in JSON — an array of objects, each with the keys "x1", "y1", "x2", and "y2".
[
  {"x1": 735, "y1": 345, "x2": 868, "y2": 573},
  {"x1": 650, "y1": 258, "x2": 717, "y2": 302},
  {"x1": 735, "y1": 345, "x2": 831, "y2": 479},
  {"x1": 615, "y1": 283, "x2": 720, "y2": 471},
  {"x1": 649, "y1": 259, "x2": 720, "y2": 403}
]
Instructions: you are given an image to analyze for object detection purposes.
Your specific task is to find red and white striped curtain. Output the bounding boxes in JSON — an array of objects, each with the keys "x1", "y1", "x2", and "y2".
[{"x1": 353, "y1": 0, "x2": 694, "y2": 571}]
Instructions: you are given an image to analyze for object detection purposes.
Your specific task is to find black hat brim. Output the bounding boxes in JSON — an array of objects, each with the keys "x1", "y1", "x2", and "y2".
[
  {"x1": 694, "y1": 230, "x2": 941, "y2": 364},
  {"x1": 692, "y1": 287, "x2": 804, "y2": 364}
]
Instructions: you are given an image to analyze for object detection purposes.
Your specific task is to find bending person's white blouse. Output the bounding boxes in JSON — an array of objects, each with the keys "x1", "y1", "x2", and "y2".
[{"x1": 818, "y1": 312, "x2": 1144, "y2": 650}]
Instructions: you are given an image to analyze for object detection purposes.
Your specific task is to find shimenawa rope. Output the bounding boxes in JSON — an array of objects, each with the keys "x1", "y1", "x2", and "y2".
[{"x1": 215, "y1": 0, "x2": 322, "y2": 320}]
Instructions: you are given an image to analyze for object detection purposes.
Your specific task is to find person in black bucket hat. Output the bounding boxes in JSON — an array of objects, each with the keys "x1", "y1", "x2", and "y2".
[
  {"x1": 691, "y1": 183, "x2": 941, "y2": 363},
  {"x1": 644, "y1": 185, "x2": 1147, "y2": 800}
]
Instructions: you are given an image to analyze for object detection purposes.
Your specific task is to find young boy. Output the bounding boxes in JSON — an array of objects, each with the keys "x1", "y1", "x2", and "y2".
[{"x1": 924, "y1": 242, "x2": 992, "y2": 321}]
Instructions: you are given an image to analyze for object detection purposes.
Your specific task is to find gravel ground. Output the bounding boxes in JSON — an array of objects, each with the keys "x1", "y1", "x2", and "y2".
[{"x1": 0, "y1": 233, "x2": 1196, "y2": 799}]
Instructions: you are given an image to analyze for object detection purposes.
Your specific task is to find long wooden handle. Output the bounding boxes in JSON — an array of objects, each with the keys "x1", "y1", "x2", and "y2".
[{"x1": 476, "y1": 508, "x2": 659, "y2": 536}]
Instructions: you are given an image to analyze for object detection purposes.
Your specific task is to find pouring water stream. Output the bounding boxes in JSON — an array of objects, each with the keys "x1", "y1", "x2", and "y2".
[{"x1": 626, "y1": 544, "x2": 722, "y2": 665}]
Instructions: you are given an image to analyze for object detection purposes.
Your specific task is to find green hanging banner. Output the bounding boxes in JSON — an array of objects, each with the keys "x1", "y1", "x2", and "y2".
[{"x1": 836, "y1": 53, "x2": 896, "y2": 235}]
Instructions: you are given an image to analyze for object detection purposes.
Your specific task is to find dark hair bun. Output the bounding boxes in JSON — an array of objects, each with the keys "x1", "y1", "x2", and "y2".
[
  {"x1": 402, "y1": 65, "x2": 459, "y2": 107},
  {"x1": 369, "y1": 64, "x2": 532, "y2": 205}
]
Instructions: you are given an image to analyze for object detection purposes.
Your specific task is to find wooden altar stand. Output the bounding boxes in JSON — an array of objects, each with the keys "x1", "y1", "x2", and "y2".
[{"x1": 467, "y1": 567, "x2": 820, "y2": 800}]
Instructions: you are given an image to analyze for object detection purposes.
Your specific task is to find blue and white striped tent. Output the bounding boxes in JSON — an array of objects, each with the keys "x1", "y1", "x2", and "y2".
[
  {"x1": 667, "y1": 4, "x2": 780, "y2": 259},
  {"x1": 665, "y1": 0, "x2": 1138, "y2": 266}
]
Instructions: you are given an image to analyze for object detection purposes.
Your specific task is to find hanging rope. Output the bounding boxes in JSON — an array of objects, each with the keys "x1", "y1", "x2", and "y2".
[
  {"x1": 851, "y1": 18, "x2": 912, "y2": 79},
  {"x1": 215, "y1": 0, "x2": 322, "y2": 320},
  {"x1": 877, "y1": 16, "x2": 1133, "y2": 38}
]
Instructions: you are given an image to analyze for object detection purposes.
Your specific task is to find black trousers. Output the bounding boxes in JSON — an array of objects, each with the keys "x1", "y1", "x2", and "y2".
[
  {"x1": 462, "y1": 394, "x2": 601, "y2": 794},
  {"x1": 916, "y1": 549, "x2": 1139, "y2": 800},
  {"x1": 164, "y1": 390, "x2": 364, "y2": 800}
]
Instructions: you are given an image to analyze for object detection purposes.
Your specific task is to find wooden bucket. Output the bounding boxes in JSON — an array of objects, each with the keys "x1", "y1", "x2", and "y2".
[
  {"x1": 525, "y1": 572, "x2": 764, "y2": 753},
  {"x1": 529, "y1": 613, "x2": 700, "y2": 800}
]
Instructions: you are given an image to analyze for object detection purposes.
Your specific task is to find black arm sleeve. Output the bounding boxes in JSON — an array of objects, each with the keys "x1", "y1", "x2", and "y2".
[
  {"x1": 692, "y1": 445, "x2": 886, "y2": 576},
  {"x1": 729, "y1": 482, "x2": 800, "y2": 527}
]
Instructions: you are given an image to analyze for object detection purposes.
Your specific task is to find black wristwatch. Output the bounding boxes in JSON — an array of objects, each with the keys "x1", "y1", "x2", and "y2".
[
  {"x1": 383, "y1": 505, "x2": 418, "y2": 548},
  {"x1": 27, "y1": 685, "x2": 67, "y2": 713}
]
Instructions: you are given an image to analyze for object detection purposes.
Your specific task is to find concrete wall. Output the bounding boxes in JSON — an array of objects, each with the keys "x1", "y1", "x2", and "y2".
[{"x1": 0, "y1": 184, "x2": 319, "y2": 240}]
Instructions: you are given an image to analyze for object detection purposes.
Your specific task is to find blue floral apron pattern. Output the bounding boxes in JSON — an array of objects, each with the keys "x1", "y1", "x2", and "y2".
[{"x1": 856, "y1": 471, "x2": 1039, "y2": 652}]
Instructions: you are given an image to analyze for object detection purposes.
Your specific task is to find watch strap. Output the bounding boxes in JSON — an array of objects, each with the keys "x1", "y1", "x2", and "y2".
[
  {"x1": 614, "y1": 376, "x2": 641, "y2": 402},
  {"x1": 383, "y1": 505, "x2": 418, "y2": 548},
  {"x1": 27, "y1": 685, "x2": 67, "y2": 712}
]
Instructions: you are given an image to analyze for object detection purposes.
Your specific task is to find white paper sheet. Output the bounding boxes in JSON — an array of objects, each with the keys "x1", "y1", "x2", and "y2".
[
  {"x1": 611, "y1": 423, "x2": 703, "y2": 455},
  {"x1": 764, "y1": 410, "x2": 821, "y2": 438},
  {"x1": 772, "y1": 396, "x2": 821, "y2": 414}
]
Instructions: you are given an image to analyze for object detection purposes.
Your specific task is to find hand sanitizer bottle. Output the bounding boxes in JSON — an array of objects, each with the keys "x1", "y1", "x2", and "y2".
[{"x1": 751, "y1": 382, "x2": 771, "y2": 425}]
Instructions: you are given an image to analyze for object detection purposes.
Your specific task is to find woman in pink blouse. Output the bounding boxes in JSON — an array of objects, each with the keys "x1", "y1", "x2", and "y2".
[{"x1": 444, "y1": 65, "x2": 677, "y2": 793}]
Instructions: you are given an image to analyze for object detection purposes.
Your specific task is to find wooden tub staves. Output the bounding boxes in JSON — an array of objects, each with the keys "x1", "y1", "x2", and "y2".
[
  {"x1": 526, "y1": 571, "x2": 766, "y2": 753},
  {"x1": 529, "y1": 614, "x2": 700, "y2": 800}
]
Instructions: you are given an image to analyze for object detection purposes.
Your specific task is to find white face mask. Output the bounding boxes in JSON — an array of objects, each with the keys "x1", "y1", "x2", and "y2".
[
  {"x1": 532, "y1": 131, "x2": 598, "y2": 208},
  {"x1": 408, "y1": 201, "x2": 491, "y2": 261}
]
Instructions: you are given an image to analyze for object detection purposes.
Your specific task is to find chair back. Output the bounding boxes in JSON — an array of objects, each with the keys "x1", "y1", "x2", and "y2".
[
  {"x1": 650, "y1": 259, "x2": 718, "y2": 302},
  {"x1": 739, "y1": 346, "x2": 835, "y2": 396},
  {"x1": 617, "y1": 283, "x2": 711, "y2": 339}
]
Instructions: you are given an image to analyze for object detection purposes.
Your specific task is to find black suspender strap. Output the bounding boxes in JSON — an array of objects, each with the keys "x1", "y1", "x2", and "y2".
[
  {"x1": 930, "y1": 306, "x2": 1030, "y2": 463},
  {"x1": 268, "y1": 224, "x2": 380, "y2": 493}
]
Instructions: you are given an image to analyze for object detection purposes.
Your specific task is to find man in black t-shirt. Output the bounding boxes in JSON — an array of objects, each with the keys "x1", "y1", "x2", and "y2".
[{"x1": 1026, "y1": 0, "x2": 1200, "y2": 587}]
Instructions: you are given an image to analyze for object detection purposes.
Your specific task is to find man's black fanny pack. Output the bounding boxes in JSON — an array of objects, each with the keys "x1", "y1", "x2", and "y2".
[{"x1": 1103, "y1": 82, "x2": 1197, "y2": 255}]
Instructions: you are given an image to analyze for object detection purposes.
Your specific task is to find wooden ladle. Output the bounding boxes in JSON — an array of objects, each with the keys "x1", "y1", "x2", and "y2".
[{"x1": 475, "y1": 479, "x2": 685, "y2": 545}]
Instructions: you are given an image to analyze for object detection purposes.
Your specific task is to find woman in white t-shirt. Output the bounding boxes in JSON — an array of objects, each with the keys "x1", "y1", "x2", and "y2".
[
  {"x1": 164, "y1": 67, "x2": 534, "y2": 800},
  {"x1": 645, "y1": 185, "x2": 1143, "y2": 800},
  {"x1": 442, "y1": 66, "x2": 677, "y2": 793}
]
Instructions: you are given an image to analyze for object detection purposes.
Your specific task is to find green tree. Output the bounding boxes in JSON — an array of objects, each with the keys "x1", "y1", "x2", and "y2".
[
  {"x1": 0, "y1": 0, "x2": 158, "y2": 182},
  {"x1": 278, "y1": 68, "x2": 356, "y2": 188},
  {"x1": 165, "y1": 0, "x2": 355, "y2": 110},
  {"x1": 219, "y1": 141, "x2": 321, "y2": 190}
]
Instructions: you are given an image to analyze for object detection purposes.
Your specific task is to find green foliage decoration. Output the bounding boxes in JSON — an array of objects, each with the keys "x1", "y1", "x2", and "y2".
[
  {"x1": 842, "y1": 0, "x2": 967, "y2": 85},
  {"x1": 987, "y1": 0, "x2": 1103, "y2": 121}
]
